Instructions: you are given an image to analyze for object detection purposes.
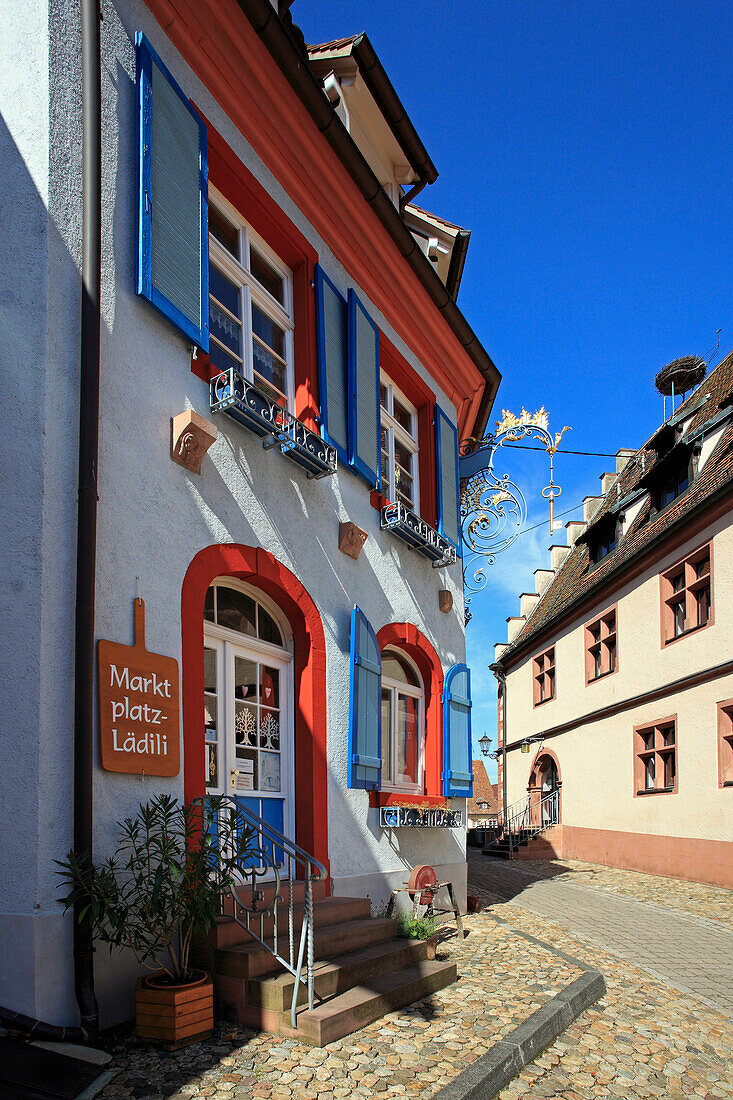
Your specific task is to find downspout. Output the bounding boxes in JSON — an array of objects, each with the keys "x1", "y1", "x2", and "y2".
[
  {"x1": 72, "y1": 0, "x2": 102, "y2": 1041},
  {"x1": 489, "y1": 664, "x2": 510, "y2": 858}
]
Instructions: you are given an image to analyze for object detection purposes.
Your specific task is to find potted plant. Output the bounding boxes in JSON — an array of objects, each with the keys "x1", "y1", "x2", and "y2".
[{"x1": 57, "y1": 794, "x2": 250, "y2": 1048}]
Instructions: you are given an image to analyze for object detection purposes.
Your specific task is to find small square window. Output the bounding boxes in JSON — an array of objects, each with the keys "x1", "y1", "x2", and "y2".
[
  {"x1": 634, "y1": 717, "x2": 677, "y2": 795},
  {"x1": 533, "y1": 646, "x2": 556, "y2": 706},
  {"x1": 660, "y1": 544, "x2": 713, "y2": 645}
]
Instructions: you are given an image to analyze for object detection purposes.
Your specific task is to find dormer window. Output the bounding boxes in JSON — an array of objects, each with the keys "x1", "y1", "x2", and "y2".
[{"x1": 580, "y1": 512, "x2": 618, "y2": 565}]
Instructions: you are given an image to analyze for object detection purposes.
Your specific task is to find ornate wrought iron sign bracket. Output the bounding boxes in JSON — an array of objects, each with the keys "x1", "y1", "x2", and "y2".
[{"x1": 459, "y1": 408, "x2": 570, "y2": 622}]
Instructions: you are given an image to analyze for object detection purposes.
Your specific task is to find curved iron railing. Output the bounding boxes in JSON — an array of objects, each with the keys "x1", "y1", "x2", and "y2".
[{"x1": 194, "y1": 795, "x2": 328, "y2": 1029}]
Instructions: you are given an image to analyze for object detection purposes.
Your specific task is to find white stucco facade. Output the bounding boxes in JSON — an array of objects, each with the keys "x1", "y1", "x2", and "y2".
[{"x1": 0, "y1": 0, "x2": 481, "y2": 1028}]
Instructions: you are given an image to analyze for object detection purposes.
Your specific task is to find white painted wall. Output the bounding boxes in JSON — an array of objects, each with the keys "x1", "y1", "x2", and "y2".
[
  {"x1": 0, "y1": 0, "x2": 468, "y2": 1027},
  {"x1": 503, "y1": 512, "x2": 733, "y2": 843}
]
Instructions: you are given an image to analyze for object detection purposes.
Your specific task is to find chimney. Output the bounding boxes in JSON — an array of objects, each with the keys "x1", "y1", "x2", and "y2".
[
  {"x1": 534, "y1": 567, "x2": 554, "y2": 595},
  {"x1": 583, "y1": 495, "x2": 602, "y2": 523},
  {"x1": 616, "y1": 448, "x2": 636, "y2": 474},
  {"x1": 506, "y1": 616, "x2": 526, "y2": 643},
  {"x1": 565, "y1": 519, "x2": 587, "y2": 547},
  {"x1": 550, "y1": 544, "x2": 570, "y2": 571},
  {"x1": 520, "y1": 592, "x2": 540, "y2": 618},
  {"x1": 600, "y1": 472, "x2": 616, "y2": 495},
  {"x1": 494, "y1": 643, "x2": 508, "y2": 663}
]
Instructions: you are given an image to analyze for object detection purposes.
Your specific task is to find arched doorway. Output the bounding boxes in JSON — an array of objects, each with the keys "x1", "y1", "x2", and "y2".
[
  {"x1": 528, "y1": 750, "x2": 561, "y2": 829},
  {"x1": 181, "y1": 544, "x2": 329, "y2": 871}
]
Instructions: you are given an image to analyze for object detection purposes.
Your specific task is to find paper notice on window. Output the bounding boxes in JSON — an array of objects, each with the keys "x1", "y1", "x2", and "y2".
[{"x1": 237, "y1": 774, "x2": 254, "y2": 791}]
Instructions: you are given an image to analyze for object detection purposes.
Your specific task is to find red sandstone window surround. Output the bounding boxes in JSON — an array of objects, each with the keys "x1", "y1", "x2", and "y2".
[
  {"x1": 659, "y1": 542, "x2": 713, "y2": 646},
  {"x1": 585, "y1": 605, "x2": 618, "y2": 683},
  {"x1": 634, "y1": 716, "x2": 677, "y2": 795},
  {"x1": 717, "y1": 700, "x2": 733, "y2": 788},
  {"x1": 532, "y1": 646, "x2": 555, "y2": 706}
]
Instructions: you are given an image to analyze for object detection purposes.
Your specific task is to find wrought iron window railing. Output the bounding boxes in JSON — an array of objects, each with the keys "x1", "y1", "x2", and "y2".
[
  {"x1": 380, "y1": 501, "x2": 457, "y2": 568},
  {"x1": 210, "y1": 368, "x2": 337, "y2": 479}
]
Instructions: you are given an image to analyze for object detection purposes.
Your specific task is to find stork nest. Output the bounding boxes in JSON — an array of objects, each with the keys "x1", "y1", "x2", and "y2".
[{"x1": 655, "y1": 356, "x2": 706, "y2": 396}]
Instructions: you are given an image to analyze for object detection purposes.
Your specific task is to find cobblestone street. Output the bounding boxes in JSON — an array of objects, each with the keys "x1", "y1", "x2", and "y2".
[{"x1": 97, "y1": 856, "x2": 733, "y2": 1100}]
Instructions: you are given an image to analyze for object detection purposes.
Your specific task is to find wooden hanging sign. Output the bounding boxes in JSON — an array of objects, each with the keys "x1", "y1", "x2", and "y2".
[{"x1": 98, "y1": 598, "x2": 180, "y2": 776}]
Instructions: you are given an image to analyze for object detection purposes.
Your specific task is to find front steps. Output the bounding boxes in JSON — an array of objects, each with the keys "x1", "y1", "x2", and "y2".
[{"x1": 191, "y1": 889, "x2": 457, "y2": 1045}]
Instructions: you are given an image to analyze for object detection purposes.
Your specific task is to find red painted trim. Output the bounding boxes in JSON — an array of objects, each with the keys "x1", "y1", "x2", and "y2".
[
  {"x1": 190, "y1": 117, "x2": 320, "y2": 431},
  {"x1": 584, "y1": 602, "x2": 618, "y2": 685},
  {"x1": 370, "y1": 489, "x2": 392, "y2": 511},
  {"x1": 716, "y1": 698, "x2": 733, "y2": 788},
  {"x1": 532, "y1": 645, "x2": 556, "y2": 707},
  {"x1": 146, "y1": 0, "x2": 484, "y2": 438},
  {"x1": 633, "y1": 714, "x2": 678, "y2": 797},
  {"x1": 659, "y1": 539, "x2": 714, "y2": 648},
  {"x1": 181, "y1": 545, "x2": 329, "y2": 875},
  {"x1": 368, "y1": 623, "x2": 444, "y2": 805},
  {"x1": 379, "y1": 334, "x2": 438, "y2": 526}
]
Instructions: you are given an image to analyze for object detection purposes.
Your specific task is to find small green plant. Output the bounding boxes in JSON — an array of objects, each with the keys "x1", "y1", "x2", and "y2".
[
  {"x1": 396, "y1": 912, "x2": 437, "y2": 940},
  {"x1": 56, "y1": 794, "x2": 252, "y2": 984}
]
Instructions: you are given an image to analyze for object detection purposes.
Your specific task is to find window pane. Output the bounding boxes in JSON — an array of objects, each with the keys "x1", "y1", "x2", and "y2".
[
  {"x1": 394, "y1": 466, "x2": 413, "y2": 504},
  {"x1": 695, "y1": 555, "x2": 710, "y2": 579},
  {"x1": 217, "y1": 586, "x2": 257, "y2": 636},
  {"x1": 645, "y1": 755, "x2": 655, "y2": 789},
  {"x1": 204, "y1": 647, "x2": 217, "y2": 694},
  {"x1": 206, "y1": 743, "x2": 218, "y2": 789},
  {"x1": 381, "y1": 690, "x2": 392, "y2": 783},
  {"x1": 674, "y1": 601, "x2": 686, "y2": 637},
  {"x1": 259, "y1": 709, "x2": 280, "y2": 751},
  {"x1": 398, "y1": 693, "x2": 419, "y2": 785},
  {"x1": 250, "y1": 247, "x2": 284, "y2": 304},
  {"x1": 394, "y1": 438, "x2": 414, "y2": 472},
  {"x1": 382, "y1": 651, "x2": 420, "y2": 686},
  {"x1": 671, "y1": 571, "x2": 685, "y2": 593},
  {"x1": 696, "y1": 585, "x2": 710, "y2": 626},
  {"x1": 235, "y1": 702, "x2": 258, "y2": 749},
  {"x1": 210, "y1": 264, "x2": 241, "y2": 318},
  {"x1": 210, "y1": 206, "x2": 239, "y2": 258},
  {"x1": 252, "y1": 303, "x2": 284, "y2": 358},
  {"x1": 607, "y1": 637, "x2": 616, "y2": 672},
  {"x1": 393, "y1": 395, "x2": 414, "y2": 436},
  {"x1": 260, "y1": 666, "x2": 280, "y2": 709},
  {"x1": 210, "y1": 302, "x2": 242, "y2": 358},
  {"x1": 210, "y1": 341, "x2": 240, "y2": 373},
  {"x1": 593, "y1": 648, "x2": 602, "y2": 678},
  {"x1": 259, "y1": 751, "x2": 281, "y2": 792},
  {"x1": 663, "y1": 752, "x2": 675, "y2": 788},
  {"x1": 235, "y1": 746, "x2": 257, "y2": 789},
  {"x1": 234, "y1": 656, "x2": 258, "y2": 704},
  {"x1": 204, "y1": 586, "x2": 215, "y2": 622},
  {"x1": 258, "y1": 606, "x2": 283, "y2": 647},
  {"x1": 380, "y1": 383, "x2": 389, "y2": 411},
  {"x1": 253, "y1": 339, "x2": 287, "y2": 400}
]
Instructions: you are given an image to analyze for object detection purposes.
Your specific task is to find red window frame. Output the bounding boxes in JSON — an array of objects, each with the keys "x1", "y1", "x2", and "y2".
[
  {"x1": 532, "y1": 646, "x2": 556, "y2": 707},
  {"x1": 585, "y1": 604, "x2": 618, "y2": 684},
  {"x1": 717, "y1": 699, "x2": 733, "y2": 789},
  {"x1": 633, "y1": 716, "x2": 678, "y2": 795},
  {"x1": 659, "y1": 542, "x2": 713, "y2": 646},
  {"x1": 192, "y1": 118, "x2": 320, "y2": 432}
]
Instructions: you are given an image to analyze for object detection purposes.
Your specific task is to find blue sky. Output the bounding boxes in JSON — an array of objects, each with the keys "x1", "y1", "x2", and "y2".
[{"x1": 298, "y1": 1, "x2": 733, "y2": 777}]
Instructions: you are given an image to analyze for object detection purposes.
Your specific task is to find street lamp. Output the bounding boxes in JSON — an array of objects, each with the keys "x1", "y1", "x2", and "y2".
[{"x1": 478, "y1": 733, "x2": 492, "y2": 757}]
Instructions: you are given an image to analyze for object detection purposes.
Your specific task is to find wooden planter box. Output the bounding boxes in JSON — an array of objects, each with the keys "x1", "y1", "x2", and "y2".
[{"x1": 136, "y1": 971, "x2": 213, "y2": 1049}]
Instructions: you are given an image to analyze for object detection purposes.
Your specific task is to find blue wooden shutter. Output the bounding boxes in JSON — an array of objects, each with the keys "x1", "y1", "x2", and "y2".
[
  {"x1": 136, "y1": 33, "x2": 209, "y2": 350},
  {"x1": 442, "y1": 664, "x2": 473, "y2": 797},
  {"x1": 348, "y1": 606, "x2": 382, "y2": 790},
  {"x1": 435, "y1": 406, "x2": 461, "y2": 551},
  {"x1": 315, "y1": 265, "x2": 349, "y2": 462},
  {"x1": 347, "y1": 290, "x2": 381, "y2": 488}
]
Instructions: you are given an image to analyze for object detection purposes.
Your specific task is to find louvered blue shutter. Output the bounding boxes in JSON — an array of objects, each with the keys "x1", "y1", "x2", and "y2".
[
  {"x1": 136, "y1": 33, "x2": 209, "y2": 350},
  {"x1": 435, "y1": 406, "x2": 461, "y2": 552},
  {"x1": 348, "y1": 606, "x2": 381, "y2": 790},
  {"x1": 315, "y1": 265, "x2": 349, "y2": 462},
  {"x1": 347, "y1": 290, "x2": 381, "y2": 488},
  {"x1": 442, "y1": 664, "x2": 473, "y2": 797}
]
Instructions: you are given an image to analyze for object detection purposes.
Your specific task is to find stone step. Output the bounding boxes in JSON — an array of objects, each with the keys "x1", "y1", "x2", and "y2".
[
  {"x1": 197, "y1": 895, "x2": 371, "y2": 953},
  {"x1": 247, "y1": 937, "x2": 430, "y2": 1011},
  {"x1": 293, "y1": 960, "x2": 457, "y2": 1046},
  {"x1": 214, "y1": 916, "x2": 400, "y2": 981}
]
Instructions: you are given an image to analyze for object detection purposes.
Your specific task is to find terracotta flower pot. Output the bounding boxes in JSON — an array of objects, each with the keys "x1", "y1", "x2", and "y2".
[{"x1": 135, "y1": 970, "x2": 213, "y2": 1049}]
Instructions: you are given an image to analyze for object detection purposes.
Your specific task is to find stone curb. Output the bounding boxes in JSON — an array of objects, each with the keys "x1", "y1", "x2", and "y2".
[{"x1": 431, "y1": 917, "x2": 606, "y2": 1100}]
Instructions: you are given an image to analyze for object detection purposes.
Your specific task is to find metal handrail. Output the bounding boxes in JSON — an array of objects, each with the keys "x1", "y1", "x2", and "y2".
[
  {"x1": 488, "y1": 789, "x2": 559, "y2": 854},
  {"x1": 194, "y1": 795, "x2": 328, "y2": 1029}
]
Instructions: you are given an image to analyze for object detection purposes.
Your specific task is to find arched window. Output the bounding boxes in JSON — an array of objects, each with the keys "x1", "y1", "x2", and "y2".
[
  {"x1": 380, "y1": 648, "x2": 425, "y2": 793},
  {"x1": 203, "y1": 579, "x2": 294, "y2": 839}
]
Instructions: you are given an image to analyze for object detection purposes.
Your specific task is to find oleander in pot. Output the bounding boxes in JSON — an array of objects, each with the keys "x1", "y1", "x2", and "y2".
[{"x1": 57, "y1": 794, "x2": 251, "y2": 1048}]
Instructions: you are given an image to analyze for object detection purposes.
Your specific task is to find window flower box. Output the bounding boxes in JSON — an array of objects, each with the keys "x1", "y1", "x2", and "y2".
[
  {"x1": 380, "y1": 502, "x2": 457, "y2": 568},
  {"x1": 210, "y1": 368, "x2": 337, "y2": 479}
]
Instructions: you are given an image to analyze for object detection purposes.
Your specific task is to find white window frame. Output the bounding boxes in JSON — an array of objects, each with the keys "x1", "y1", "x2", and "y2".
[
  {"x1": 380, "y1": 375, "x2": 420, "y2": 514},
  {"x1": 380, "y1": 648, "x2": 425, "y2": 794},
  {"x1": 208, "y1": 186, "x2": 295, "y2": 412}
]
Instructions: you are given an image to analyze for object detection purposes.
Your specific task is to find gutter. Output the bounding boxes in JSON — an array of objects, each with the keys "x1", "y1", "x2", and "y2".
[
  {"x1": 72, "y1": 0, "x2": 102, "y2": 1040},
  {"x1": 235, "y1": 0, "x2": 500, "y2": 436}
]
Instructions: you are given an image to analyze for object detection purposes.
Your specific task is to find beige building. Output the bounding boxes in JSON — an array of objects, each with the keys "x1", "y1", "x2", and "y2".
[{"x1": 492, "y1": 354, "x2": 733, "y2": 888}]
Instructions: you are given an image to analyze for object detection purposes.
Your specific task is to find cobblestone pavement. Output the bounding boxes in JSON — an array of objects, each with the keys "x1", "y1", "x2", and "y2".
[
  {"x1": 469, "y1": 853, "x2": 733, "y2": 1017},
  {"x1": 98, "y1": 908, "x2": 584, "y2": 1100}
]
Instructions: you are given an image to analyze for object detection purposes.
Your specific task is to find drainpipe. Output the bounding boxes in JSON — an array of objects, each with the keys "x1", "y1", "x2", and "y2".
[
  {"x1": 489, "y1": 664, "x2": 511, "y2": 858},
  {"x1": 72, "y1": 0, "x2": 102, "y2": 1041}
]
